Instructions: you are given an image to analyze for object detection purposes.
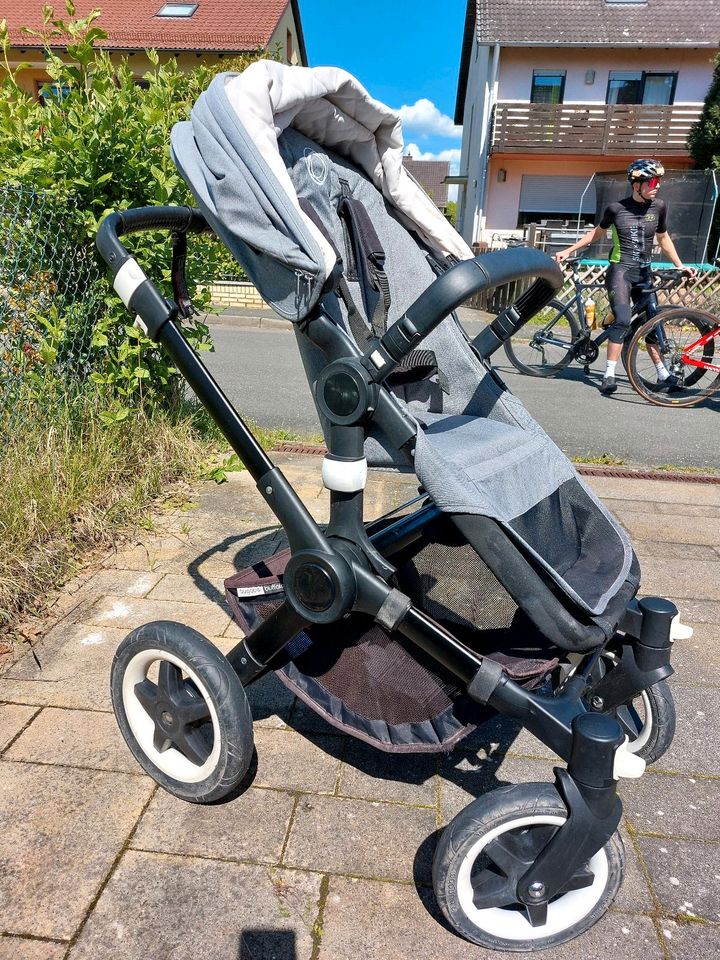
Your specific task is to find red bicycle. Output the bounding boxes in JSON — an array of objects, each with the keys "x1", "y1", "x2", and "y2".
[{"x1": 626, "y1": 306, "x2": 720, "y2": 407}]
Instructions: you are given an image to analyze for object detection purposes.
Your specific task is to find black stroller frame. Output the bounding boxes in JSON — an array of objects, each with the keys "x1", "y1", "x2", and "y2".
[{"x1": 99, "y1": 205, "x2": 679, "y2": 950}]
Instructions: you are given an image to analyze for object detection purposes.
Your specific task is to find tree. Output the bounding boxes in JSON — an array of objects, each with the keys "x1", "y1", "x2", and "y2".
[
  {"x1": 687, "y1": 52, "x2": 720, "y2": 171},
  {"x1": 688, "y1": 52, "x2": 720, "y2": 261}
]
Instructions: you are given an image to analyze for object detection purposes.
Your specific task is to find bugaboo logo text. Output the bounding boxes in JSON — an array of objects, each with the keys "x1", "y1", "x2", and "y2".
[{"x1": 303, "y1": 148, "x2": 329, "y2": 186}]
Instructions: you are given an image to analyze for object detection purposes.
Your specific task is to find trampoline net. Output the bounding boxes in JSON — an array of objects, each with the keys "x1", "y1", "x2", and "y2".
[{"x1": 587, "y1": 169, "x2": 717, "y2": 264}]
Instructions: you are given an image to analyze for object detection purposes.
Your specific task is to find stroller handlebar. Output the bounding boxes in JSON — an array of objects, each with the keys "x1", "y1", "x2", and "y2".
[
  {"x1": 97, "y1": 205, "x2": 210, "y2": 266},
  {"x1": 96, "y1": 206, "x2": 212, "y2": 340},
  {"x1": 367, "y1": 247, "x2": 563, "y2": 379}
]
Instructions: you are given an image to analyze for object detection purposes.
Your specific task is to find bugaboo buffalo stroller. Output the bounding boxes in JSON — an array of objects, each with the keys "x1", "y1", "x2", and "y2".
[{"x1": 99, "y1": 62, "x2": 690, "y2": 952}]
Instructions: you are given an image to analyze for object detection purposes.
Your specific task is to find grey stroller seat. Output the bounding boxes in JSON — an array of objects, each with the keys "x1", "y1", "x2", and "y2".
[{"x1": 173, "y1": 92, "x2": 638, "y2": 654}]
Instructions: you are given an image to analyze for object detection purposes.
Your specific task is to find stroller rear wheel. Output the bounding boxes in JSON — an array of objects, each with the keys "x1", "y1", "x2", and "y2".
[
  {"x1": 433, "y1": 783, "x2": 624, "y2": 951},
  {"x1": 111, "y1": 621, "x2": 254, "y2": 803}
]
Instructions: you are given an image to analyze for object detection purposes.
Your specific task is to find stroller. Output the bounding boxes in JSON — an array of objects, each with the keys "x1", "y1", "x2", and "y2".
[{"x1": 99, "y1": 62, "x2": 689, "y2": 952}]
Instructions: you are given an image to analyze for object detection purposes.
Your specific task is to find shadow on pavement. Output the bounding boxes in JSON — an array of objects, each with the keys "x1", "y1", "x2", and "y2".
[{"x1": 238, "y1": 929, "x2": 297, "y2": 959}]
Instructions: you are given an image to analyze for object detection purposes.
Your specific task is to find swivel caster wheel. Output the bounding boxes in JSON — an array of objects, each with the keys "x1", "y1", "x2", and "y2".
[
  {"x1": 432, "y1": 783, "x2": 624, "y2": 952},
  {"x1": 111, "y1": 620, "x2": 254, "y2": 803},
  {"x1": 592, "y1": 650, "x2": 676, "y2": 766}
]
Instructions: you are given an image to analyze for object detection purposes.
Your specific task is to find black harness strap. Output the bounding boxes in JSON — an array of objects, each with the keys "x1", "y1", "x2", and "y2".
[
  {"x1": 299, "y1": 193, "x2": 447, "y2": 393},
  {"x1": 337, "y1": 182, "x2": 390, "y2": 338}
]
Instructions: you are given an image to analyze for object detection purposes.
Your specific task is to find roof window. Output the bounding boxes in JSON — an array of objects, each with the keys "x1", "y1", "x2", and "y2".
[{"x1": 156, "y1": 3, "x2": 198, "y2": 17}]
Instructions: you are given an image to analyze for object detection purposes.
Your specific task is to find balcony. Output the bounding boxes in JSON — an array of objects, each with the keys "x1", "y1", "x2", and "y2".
[{"x1": 490, "y1": 102, "x2": 702, "y2": 155}]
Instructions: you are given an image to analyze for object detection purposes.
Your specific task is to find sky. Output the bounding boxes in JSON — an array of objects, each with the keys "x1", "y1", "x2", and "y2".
[{"x1": 297, "y1": 0, "x2": 467, "y2": 193}]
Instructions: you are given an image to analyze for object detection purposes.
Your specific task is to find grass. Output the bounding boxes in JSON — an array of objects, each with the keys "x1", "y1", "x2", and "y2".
[
  {"x1": 0, "y1": 389, "x2": 312, "y2": 637},
  {"x1": 572, "y1": 454, "x2": 627, "y2": 466}
]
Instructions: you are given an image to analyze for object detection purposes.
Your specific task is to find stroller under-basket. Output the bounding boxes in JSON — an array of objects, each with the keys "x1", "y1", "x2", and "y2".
[{"x1": 99, "y1": 62, "x2": 689, "y2": 951}]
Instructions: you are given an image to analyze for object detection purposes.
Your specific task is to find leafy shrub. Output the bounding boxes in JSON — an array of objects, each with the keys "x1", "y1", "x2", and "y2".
[{"x1": 0, "y1": 2, "x2": 267, "y2": 412}]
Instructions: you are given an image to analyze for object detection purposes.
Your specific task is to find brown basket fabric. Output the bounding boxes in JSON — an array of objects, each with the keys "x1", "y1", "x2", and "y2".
[{"x1": 225, "y1": 525, "x2": 558, "y2": 753}]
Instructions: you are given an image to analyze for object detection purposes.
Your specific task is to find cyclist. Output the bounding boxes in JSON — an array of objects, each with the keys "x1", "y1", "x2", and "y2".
[{"x1": 555, "y1": 159, "x2": 696, "y2": 395}]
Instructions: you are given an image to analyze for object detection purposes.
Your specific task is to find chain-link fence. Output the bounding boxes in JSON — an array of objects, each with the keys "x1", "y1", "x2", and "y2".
[{"x1": 0, "y1": 182, "x2": 103, "y2": 424}]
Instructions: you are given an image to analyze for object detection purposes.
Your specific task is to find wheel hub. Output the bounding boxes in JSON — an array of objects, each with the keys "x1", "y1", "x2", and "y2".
[
  {"x1": 471, "y1": 825, "x2": 595, "y2": 928},
  {"x1": 133, "y1": 659, "x2": 213, "y2": 766}
]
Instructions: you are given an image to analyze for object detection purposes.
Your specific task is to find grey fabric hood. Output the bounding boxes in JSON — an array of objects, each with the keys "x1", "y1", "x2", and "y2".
[{"x1": 171, "y1": 61, "x2": 472, "y2": 320}]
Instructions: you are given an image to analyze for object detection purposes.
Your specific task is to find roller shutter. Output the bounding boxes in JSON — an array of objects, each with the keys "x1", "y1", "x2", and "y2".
[{"x1": 519, "y1": 175, "x2": 596, "y2": 215}]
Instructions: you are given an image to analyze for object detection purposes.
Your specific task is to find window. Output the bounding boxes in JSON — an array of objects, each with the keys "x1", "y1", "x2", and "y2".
[
  {"x1": 36, "y1": 81, "x2": 70, "y2": 102},
  {"x1": 607, "y1": 71, "x2": 677, "y2": 105},
  {"x1": 530, "y1": 71, "x2": 566, "y2": 105},
  {"x1": 156, "y1": 3, "x2": 198, "y2": 17}
]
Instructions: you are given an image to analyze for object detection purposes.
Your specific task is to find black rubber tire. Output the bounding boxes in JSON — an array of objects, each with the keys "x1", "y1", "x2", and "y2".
[
  {"x1": 433, "y1": 782, "x2": 624, "y2": 952},
  {"x1": 625, "y1": 307, "x2": 720, "y2": 407},
  {"x1": 111, "y1": 620, "x2": 254, "y2": 803},
  {"x1": 503, "y1": 299, "x2": 581, "y2": 377},
  {"x1": 603, "y1": 671, "x2": 676, "y2": 767}
]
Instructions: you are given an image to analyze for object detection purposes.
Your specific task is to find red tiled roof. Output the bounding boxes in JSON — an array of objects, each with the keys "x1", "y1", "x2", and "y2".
[{"x1": 5, "y1": 1, "x2": 292, "y2": 52}]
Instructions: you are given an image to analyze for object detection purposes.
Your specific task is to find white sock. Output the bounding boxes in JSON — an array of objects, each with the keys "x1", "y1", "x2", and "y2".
[
  {"x1": 655, "y1": 362, "x2": 669, "y2": 381},
  {"x1": 605, "y1": 360, "x2": 617, "y2": 378}
]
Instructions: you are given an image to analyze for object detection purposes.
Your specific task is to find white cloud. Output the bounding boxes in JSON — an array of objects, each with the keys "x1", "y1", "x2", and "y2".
[
  {"x1": 405, "y1": 143, "x2": 461, "y2": 165},
  {"x1": 397, "y1": 99, "x2": 462, "y2": 139}
]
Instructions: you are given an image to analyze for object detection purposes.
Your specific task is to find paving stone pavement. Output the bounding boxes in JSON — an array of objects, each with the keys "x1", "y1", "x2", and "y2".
[{"x1": 1, "y1": 452, "x2": 719, "y2": 959}]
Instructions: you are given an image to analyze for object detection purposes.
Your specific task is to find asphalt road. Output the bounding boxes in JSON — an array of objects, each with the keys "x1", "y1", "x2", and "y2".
[{"x1": 202, "y1": 317, "x2": 720, "y2": 470}]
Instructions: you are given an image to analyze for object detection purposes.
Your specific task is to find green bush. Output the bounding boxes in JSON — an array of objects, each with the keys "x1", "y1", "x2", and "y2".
[
  {"x1": 688, "y1": 52, "x2": 720, "y2": 259},
  {"x1": 0, "y1": 2, "x2": 267, "y2": 412}
]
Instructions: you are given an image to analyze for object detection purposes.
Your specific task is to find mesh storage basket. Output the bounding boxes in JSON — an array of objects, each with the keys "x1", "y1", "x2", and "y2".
[{"x1": 225, "y1": 517, "x2": 559, "y2": 753}]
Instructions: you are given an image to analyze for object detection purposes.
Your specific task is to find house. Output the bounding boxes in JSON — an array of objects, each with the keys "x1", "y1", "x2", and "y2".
[
  {"x1": 3, "y1": 0, "x2": 307, "y2": 97},
  {"x1": 402, "y1": 157, "x2": 451, "y2": 213},
  {"x1": 454, "y1": 0, "x2": 719, "y2": 245}
]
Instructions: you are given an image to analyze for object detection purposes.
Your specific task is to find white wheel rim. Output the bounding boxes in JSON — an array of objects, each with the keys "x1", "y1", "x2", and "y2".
[
  {"x1": 456, "y1": 814, "x2": 609, "y2": 942},
  {"x1": 625, "y1": 688, "x2": 653, "y2": 753},
  {"x1": 122, "y1": 648, "x2": 221, "y2": 783}
]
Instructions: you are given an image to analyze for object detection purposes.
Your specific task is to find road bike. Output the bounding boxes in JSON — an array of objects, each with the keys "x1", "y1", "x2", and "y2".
[
  {"x1": 625, "y1": 305, "x2": 720, "y2": 407},
  {"x1": 502, "y1": 260, "x2": 708, "y2": 395}
]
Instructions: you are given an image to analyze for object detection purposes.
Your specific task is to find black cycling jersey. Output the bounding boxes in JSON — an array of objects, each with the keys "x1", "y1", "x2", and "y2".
[{"x1": 599, "y1": 196, "x2": 667, "y2": 266}]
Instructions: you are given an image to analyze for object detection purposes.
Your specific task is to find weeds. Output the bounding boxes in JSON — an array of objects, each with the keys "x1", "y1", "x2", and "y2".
[
  {"x1": 0, "y1": 389, "x2": 206, "y2": 631},
  {"x1": 0, "y1": 386, "x2": 313, "y2": 634},
  {"x1": 573, "y1": 454, "x2": 627, "y2": 466}
]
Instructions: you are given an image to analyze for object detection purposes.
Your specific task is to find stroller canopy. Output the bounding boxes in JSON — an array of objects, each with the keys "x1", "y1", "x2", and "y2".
[{"x1": 172, "y1": 60, "x2": 472, "y2": 320}]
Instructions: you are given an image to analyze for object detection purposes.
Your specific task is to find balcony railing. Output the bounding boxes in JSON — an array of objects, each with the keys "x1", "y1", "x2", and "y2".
[{"x1": 491, "y1": 102, "x2": 702, "y2": 155}]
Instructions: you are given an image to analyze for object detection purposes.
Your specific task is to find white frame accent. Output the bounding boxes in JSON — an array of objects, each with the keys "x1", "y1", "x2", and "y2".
[
  {"x1": 321, "y1": 456, "x2": 368, "y2": 493},
  {"x1": 113, "y1": 258, "x2": 147, "y2": 308}
]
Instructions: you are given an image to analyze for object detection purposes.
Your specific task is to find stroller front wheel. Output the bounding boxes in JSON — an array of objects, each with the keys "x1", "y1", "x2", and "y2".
[
  {"x1": 433, "y1": 783, "x2": 624, "y2": 951},
  {"x1": 111, "y1": 621, "x2": 254, "y2": 803}
]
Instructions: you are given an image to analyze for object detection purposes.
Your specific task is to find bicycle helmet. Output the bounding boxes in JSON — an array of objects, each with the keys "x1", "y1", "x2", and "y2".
[{"x1": 627, "y1": 159, "x2": 665, "y2": 182}]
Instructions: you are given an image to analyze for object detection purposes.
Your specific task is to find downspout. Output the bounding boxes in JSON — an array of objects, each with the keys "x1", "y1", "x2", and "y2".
[{"x1": 474, "y1": 42, "x2": 500, "y2": 244}]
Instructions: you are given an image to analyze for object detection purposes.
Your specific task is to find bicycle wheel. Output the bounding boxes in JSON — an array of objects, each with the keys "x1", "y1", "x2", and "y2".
[
  {"x1": 626, "y1": 307, "x2": 720, "y2": 408},
  {"x1": 503, "y1": 299, "x2": 581, "y2": 377}
]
